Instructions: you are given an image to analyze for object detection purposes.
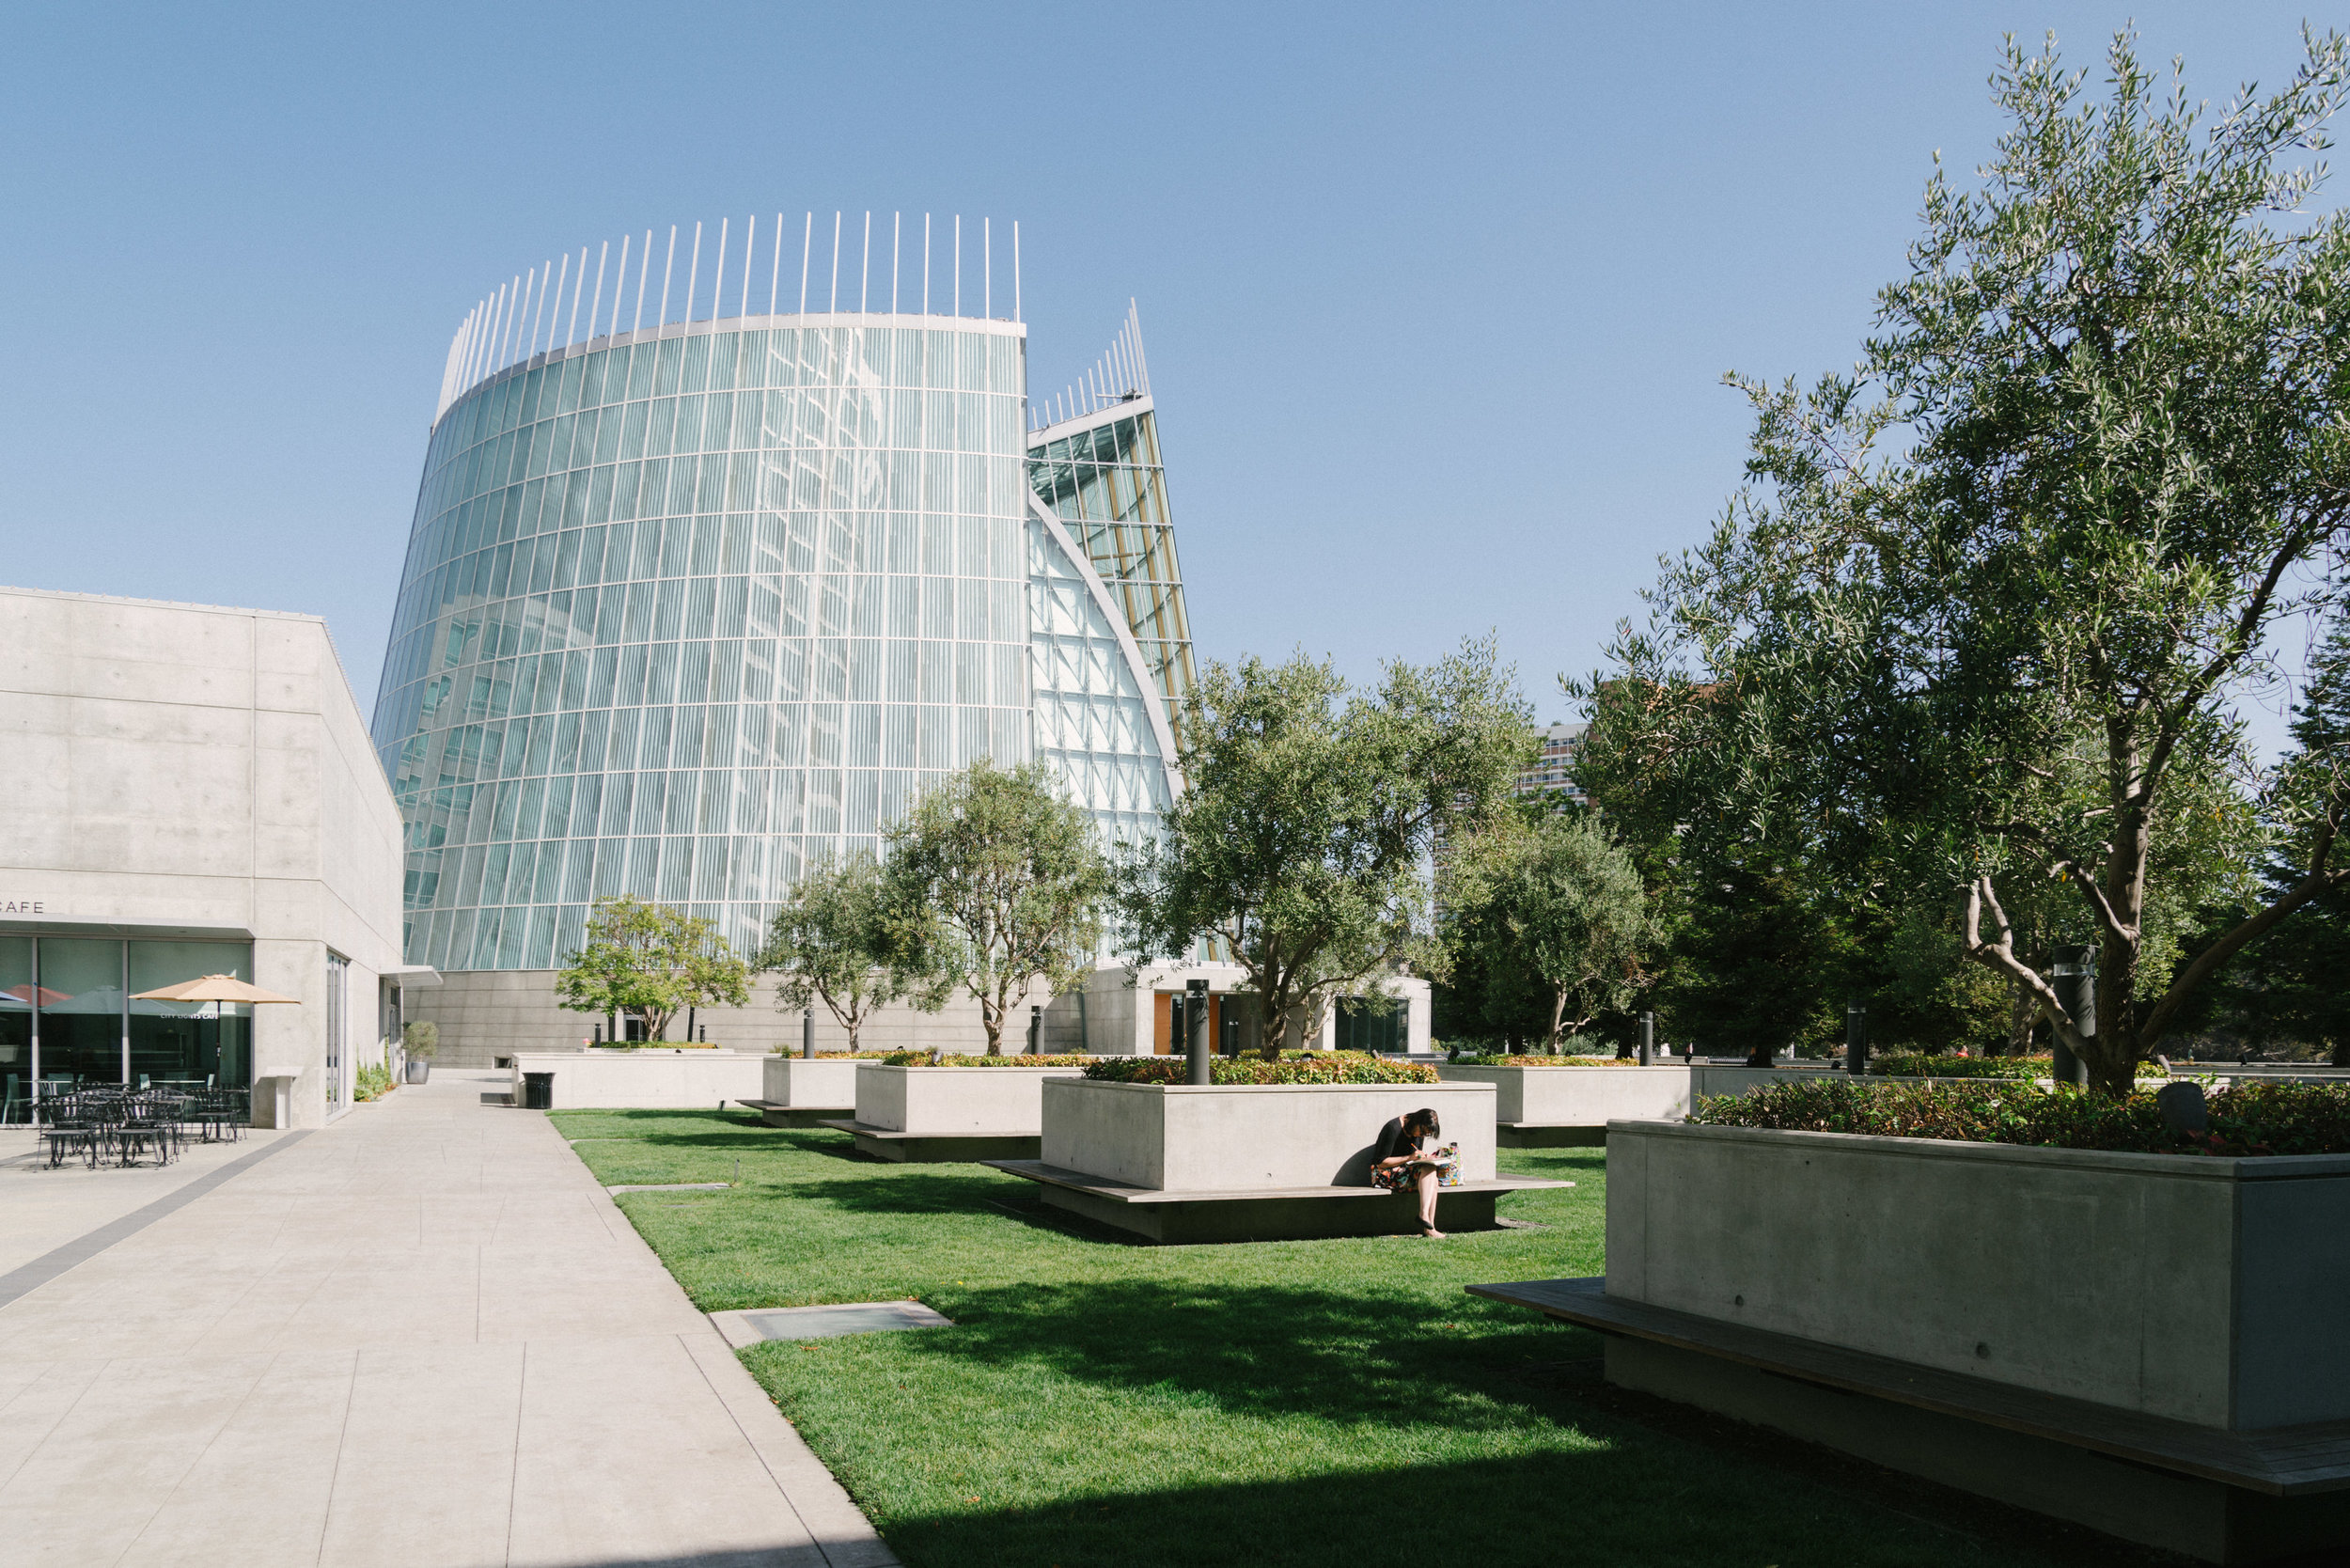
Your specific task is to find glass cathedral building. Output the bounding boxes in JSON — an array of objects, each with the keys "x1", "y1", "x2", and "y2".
[{"x1": 368, "y1": 214, "x2": 1198, "y2": 979}]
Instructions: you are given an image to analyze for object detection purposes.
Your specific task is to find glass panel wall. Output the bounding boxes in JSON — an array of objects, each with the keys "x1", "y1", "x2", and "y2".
[
  {"x1": 38, "y1": 939, "x2": 124, "y2": 1090},
  {"x1": 15, "y1": 936, "x2": 258, "y2": 1102},
  {"x1": 369, "y1": 321, "x2": 1037, "y2": 971},
  {"x1": 0, "y1": 936, "x2": 29, "y2": 1121},
  {"x1": 128, "y1": 941, "x2": 253, "y2": 1091}
]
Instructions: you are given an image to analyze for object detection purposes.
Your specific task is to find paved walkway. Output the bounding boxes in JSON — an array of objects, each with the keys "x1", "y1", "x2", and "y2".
[
  {"x1": 0, "y1": 1072, "x2": 897, "y2": 1568},
  {"x1": 0, "y1": 1125, "x2": 295, "y2": 1279}
]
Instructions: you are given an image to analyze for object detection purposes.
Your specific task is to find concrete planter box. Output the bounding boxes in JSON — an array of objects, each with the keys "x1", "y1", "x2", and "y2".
[
  {"x1": 1687, "y1": 1062, "x2": 1837, "y2": 1100},
  {"x1": 1436, "y1": 1062, "x2": 1689, "y2": 1145},
  {"x1": 1491, "y1": 1120, "x2": 2350, "y2": 1562},
  {"x1": 821, "y1": 1063, "x2": 1089, "y2": 1162},
  {"x1": 753, "y1": 1056, "x2": 866, "y2": 1126},
  {"x1": 990, "y1": 1078, "x2": 1567, "y2": 1243},
  {"x1": 506, "y1": 1049, "x2": 767, "y2": 1109}
]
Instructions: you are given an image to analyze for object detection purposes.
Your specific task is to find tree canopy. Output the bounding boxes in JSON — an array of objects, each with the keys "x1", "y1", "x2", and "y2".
[
  {"x1": 554, "y1": 896, "x2": 751, "y2": 1043},
  {"x1": 1123, "y1": 637, "x2": 1531, "y2": 1058},
  {"x1": 884, "y1": 760, "x2": 1110, "y2": 1056},
  {"x1": 1573, "y1": 29, "x2": 2350, "y2": 1094},
  {"x1": 757, "y1": 850, "x2": 908, "y2": 1052},
  {"x1": 1441, "y1": 808, "x2": 1658, "y2": 1052}
]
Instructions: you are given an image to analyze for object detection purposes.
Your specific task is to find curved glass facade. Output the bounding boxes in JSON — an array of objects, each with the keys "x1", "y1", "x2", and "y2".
[
  {"x1": 1028, "y1": 402, "x2": 1198, "y2": 746},
  {"x1": 372, "y1": 277, "x2": 1192, "y2": 972}
]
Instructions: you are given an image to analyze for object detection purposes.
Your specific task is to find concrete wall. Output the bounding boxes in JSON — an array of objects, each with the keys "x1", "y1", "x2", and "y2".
[
  {"x1": 1436, "y1": 1063, "x2": 1690, "y2": 1125},
  {"x1": 408, "y1": 970, "x2": 1013, "y2": 1066},
  {"x1": 0, "y1": 588, "x2": 405, "y2": 1127},
  {"x1": 413, "y1": 959, "x2": 1436, "y2": 1068},
  {"x1": 762, "y1": 1055, "x2": 864, "y2": 1109},
  {"x1": 508, "y1": 1048, "x2": 769, "y2": 1109},
  {"x1": 1604, "y1": 1120, "x2": 2350, "y2": 1430},
  {"x1": 854, "y1": 1064, "x2": 1088, "y2": 1135},
  {"x1": 1689, "y1": 1063, "x2": 1837, "y2": 1101},
  {"x1": 1042, "y1": 1079, "x2": 1499, "y2": 1191}
]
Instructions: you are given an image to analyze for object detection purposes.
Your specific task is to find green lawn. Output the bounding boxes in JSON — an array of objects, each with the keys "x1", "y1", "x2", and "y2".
[{"x1": 553, "y1": 1109, "x2": 2079, "y2": 1568}]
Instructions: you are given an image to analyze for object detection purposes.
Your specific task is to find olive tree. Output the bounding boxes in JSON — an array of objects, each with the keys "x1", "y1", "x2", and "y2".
[
  {"x1": 1123, "y1": 638, "x2": 1531, "y2": 1059},
  {"x1": 554, "y1": 895, "x2": 751, "y2": 1043},
  {"x1": 1443, "y1": 809, "x2": 1658, "y2": 1052},
  {"x1": 757, "y1": 850, "x2": 907, "y2": 1052},
  {"x1": 1575, "y1": 30, "x2": 2350, "y2": 1095},
  {"x1": 884, "y1": 760, "x2": 1110, "y2": 1056}
]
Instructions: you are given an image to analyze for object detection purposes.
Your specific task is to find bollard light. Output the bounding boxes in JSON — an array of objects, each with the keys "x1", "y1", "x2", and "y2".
[
  {"x1": 1846, "y1": 1003, "x2": 1869, "y2": 1077},
  {"x1": 802, "y1": 1007, "x2": 814, "y2": 1059},
  {"x1": 2049, "y1": 948, "x2": 2094, "y2": 1090},
  {"x1": 1637, "y1": 1011, "x2": 1655, "y2": 1067},
  {"x1": 1186, "y1": 978, "x2": 1211, "y2": 1086}
]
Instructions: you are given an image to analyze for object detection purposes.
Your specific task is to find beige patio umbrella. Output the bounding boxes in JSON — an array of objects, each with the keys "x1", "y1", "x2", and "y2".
[{"x1": 131, "y1": 974, "x2": 302, "y2": 1005}]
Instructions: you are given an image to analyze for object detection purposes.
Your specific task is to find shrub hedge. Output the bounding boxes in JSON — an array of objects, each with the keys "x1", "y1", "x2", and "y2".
[
  {"x1": 1449, "y1": 1054, "x2": 1637, "y2": 1068},
  {"x1": 1690, "y1": 1078, "x2": 2350, "y2": 1155},
  {"x1": 1866, "y1": 1052, "x2": 2167, "y2": 1080},
  {"x1": 1084, "y1": 1052, "x2": 1441, "y2": 1086},
  {"x1": 879, "y1": 1052, "x2": 1099, "y2": 1068}
]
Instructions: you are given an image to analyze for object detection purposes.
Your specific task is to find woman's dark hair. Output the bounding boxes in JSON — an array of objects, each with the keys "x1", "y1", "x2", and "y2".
[{"x1": 1406, "y1": 1107, "x2": 1440, "y2": 1138}]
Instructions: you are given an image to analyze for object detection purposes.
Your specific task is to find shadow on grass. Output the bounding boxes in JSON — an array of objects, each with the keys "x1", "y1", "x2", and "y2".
[
  {"x1": 884, "y1": 1274, "x2": 1590, "y2": 1433},
  {"x1": 786, "y1": 1171, "x2": 1027, "y2": 1215},
  {"x1": 853, "y1": 1442, "x2": 2060, "y2": 1568},
  {"x1": 554, "y1": 1108, "x2": 775, "y2": 1130}
]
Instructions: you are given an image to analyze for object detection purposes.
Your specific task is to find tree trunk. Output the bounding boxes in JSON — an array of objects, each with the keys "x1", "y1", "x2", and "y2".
[
  {"x1": 2003, "y1": 975, "x2": 2035, "y2": 1057},
  {"x1": 1256, "y1": 990, "x2": 1289, "y2": 1062},
  {"x1": 2086, "y1": 726, "x2": 2157, "y2": 1096}
]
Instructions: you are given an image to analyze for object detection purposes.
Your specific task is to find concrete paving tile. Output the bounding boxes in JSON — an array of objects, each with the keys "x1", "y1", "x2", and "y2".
[
  {"x1": 0, "y1": 1361, "x2": 105, "y2": 1494},
  {"x1": 0, "y1": 1360, "x2": 46, "y2": 1414},
  {"x1": 111, "y1": 1350, "x2": 356, "y2": 1568},
  {"x1": 315, "y1": 1341, "x2": 522, "y2": 1568},
  {"x1": 678, "y1": 1326, "x2": 903, "y2": 1568},
  {"x1": 507, "y1": 1333, "x2": 826, "y2": 1568},
  {"x1": 257, "y1": 1265, "x2": 482, "y2": 1354},
  {"x1": 0, "y1": 1074, "x2": 895, "y2": 1568},
  {"x1": 0, "y1": 1356, "x2": 274, "y2": 1567}
]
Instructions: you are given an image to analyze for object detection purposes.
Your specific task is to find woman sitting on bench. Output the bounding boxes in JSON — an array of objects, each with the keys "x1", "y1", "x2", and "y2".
[{"x1": 1371, "y1": 1107, "x2": 1460, "y2": 1237}]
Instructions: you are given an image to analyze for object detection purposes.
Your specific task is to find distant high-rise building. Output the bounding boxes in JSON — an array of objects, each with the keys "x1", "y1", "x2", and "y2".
[
  {"x1": 368, "y1": 212, "x2": 1196, "y2": 1043},
  {"x1": 1519, "y1": 722, "x2": 1588, "y2": 806}
]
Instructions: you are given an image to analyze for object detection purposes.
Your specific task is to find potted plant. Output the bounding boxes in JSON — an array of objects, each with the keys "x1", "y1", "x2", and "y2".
[{"x1": 403, "y1": 1021, "x2": 437, "y2": 1083}]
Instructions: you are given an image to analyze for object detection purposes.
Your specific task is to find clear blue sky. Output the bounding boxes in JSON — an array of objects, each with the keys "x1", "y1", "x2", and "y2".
[{"x1": 1, "y1": 2, "x2": 2328, "y2": 745}]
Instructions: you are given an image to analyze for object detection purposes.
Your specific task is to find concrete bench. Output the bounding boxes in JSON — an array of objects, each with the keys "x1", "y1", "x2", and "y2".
[
  {"x1": 987, "y1": 1158, "x2": 1572, "y2": 1244},
  {"x1": 733, "y1": 1098, "x2": 853, "y2": 1128},
  {"x1": 819, "y1": 1119, "x2": 1044, "y2": 1163},
  {"x1": 1470, "y1": 1276, "x2": 2350, "y2": 1563}
]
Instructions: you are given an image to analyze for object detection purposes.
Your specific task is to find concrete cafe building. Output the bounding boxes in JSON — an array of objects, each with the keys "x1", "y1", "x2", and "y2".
[{"x1": 1, "y1": 587, "x2": 420, "y2": 1126}]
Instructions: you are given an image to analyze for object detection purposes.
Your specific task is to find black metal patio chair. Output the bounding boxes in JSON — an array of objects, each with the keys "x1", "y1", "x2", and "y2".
[
  {"x1": 113, "y1": 1095, "x2": 175, "y2": 1168},
  {"x1": 35, "y1": 1095, "x2": 103, "y2": 1170}
]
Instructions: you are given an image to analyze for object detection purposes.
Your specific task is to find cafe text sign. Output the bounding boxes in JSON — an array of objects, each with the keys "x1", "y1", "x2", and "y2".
[{"x1": 1, "y1": 900, "x2": 51, "y2": 916}]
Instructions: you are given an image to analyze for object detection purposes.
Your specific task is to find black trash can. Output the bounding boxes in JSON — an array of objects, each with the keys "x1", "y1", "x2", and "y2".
[{"x1": 522, "y1": 1072, "x2": 555, "y2": 1110}]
